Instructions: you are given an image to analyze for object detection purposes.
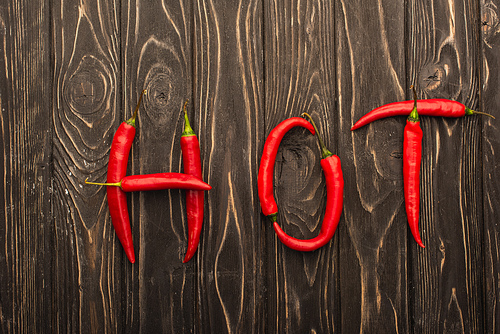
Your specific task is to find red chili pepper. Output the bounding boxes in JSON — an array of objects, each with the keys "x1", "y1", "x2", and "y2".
[
  {"x1": 181, "y1": 101, "x2": 205, "y2": 263},
  {"x1": 404, "y1": 87, "x2": 424, "y2": 248},
  {"x1": 351, "y1": 99, "x2": 494, "y2": 130},
  {"x1": 85, "y1": 173, "x2": 212, "y2": 192},
  {"x1": 106, "y1": 90, "x2": 146, "y2": 263},
  {"x1": 272, "y1": 113, "x2": 344, "y2": 251},
  {"x1": 258, "y1": 117, "x2": 315, "y2": 222}
]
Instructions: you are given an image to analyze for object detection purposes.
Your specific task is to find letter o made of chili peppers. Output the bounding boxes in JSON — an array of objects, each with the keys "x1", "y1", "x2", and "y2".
[
  {"x1": 258, "y1": 115, "x2": 344, "y2": 252},
  {"x1": 258, "y1": 117, "x2": 315, "y2": 222}
]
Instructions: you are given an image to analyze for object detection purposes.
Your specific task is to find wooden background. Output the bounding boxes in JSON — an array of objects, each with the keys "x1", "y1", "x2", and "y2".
[{"x1": 1, "y1": 0, "x2": 500, "y2": 332}]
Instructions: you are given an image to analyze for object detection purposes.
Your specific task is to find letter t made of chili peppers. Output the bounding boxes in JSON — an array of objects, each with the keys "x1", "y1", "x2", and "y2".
[
  {"x1": 181, "y1": 101, "x2": 205, "y2": 263},
  {"x1": 404, "y1": 87, "x2": 425, "y2": 248}
]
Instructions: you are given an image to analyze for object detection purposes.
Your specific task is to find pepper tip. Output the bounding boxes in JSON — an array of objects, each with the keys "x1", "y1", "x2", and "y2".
[
  {"x1": 183, "y1": 252, "x2": 194, "y2": 263},
  {"x1": 414, "y1": 237, "x2": 425, "y2": 248},
  {"x1": 125, "y1": 249, "x2": 136, "y2": 263}
]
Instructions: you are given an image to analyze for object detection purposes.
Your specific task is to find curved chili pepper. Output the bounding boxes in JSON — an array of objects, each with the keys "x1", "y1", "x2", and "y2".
[
  {"x1": 258, "y1": 117, "x2": 315, "y2": 222},
  {"x1": 85, "y1": 173, "x2": 212, "y2": 192},
  {"x1": 106, "y1": 90, "x2": 146, "y2": 263},
  {"x1": 351, "y1": 99, "x2": 494, "y2": 130},
  {"x1": 181, "y1": 101, "x2": 205, "y2": 263},
  {"x1": 404, "y1": 88, "x2": 424, "y2": 248},
  {"x1": 272, "y1": 113, "x2": 344, "y2": 251}
]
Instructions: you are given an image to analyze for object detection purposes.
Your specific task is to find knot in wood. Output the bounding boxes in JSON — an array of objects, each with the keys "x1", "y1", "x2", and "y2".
[
  {"x1": 147, "y1": 74, "x2": 172, "y2": 107},
  {"x1": 368, "y1": 126, "x2": 404, "y2": 182},
  {"x1": 419, "y1": 64, "x2": 445, "y2": 93},
  {"x1": 66, "y1": 71, "x2": 106, "y2": 114},
  {"x1": 143, "y1": 71, "x2": 182, "y2": 126},
  {"x1": 65, "y1": 56, "x2": 108, "y2": 115},
  {"x1": 482, "y1": 5, "x2": 499, "y2": 44}
]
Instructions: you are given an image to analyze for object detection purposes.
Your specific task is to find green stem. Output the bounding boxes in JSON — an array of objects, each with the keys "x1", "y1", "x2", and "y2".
[
  {"x1": 85, "y1": 178, "x2": 122, "y2": 188},
  {"x1": 465, "y1": 107, "x2": 495, "y2": 119},
  {"x1": 182, "y1": 100, "x2": 196, "y2": 137},
  {"x1": 125, "y1": 90, "x2": 147, "y2": 127},
  {"x1": 408, "y1": 85, "x2": 419, "y2": 122},
  {"x1": 301, "y1": 112, "x2": 333, "y2": 159}
]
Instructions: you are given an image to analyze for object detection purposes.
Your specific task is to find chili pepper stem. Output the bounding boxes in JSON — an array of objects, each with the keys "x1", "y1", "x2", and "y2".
[
  {"x1": 301, "y1": 113, "x2": 333, "y2": 159},
  {"x1": 408, "y1": 86, "x2": 419, "y2": 122},
  {"x1": 182, "y1": 100, "x2": 196, "y2": 137},
  {"x1": 126, "y1": 90, "x2": 147, "y2": 127},
  {"x1": 268, "y1": 213, "x2": 277, "y2": 223},
  {"x1": 465, "y1": 107, "x2": 495, "y2": 119},
  {"x1": 85, "y1": 177, "x2": 122, "y2": 188}
]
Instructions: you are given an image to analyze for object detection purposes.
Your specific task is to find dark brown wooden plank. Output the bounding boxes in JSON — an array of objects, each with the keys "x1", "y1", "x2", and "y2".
[
  {"x1": 408, "y1": 0, "x2": 484, "y2": 332},
  {"x1": 336, "y1": 0, "x2": 409, "y2": 332},
  {"x1": 481, "y1": 0, "x2": 500, "y2": 331},
  {"x1": 193, "y1": 0, "x2": 264, "y2": 332},
  {"x1": 121, "y1": 1, "x2": 196, "y2": 332},
  {"x1": 2, "y1": 0, "x2": 499, "y2": 332},
  {"x1": 51, "y1": 0, "x2": 127, "y2": 332},
  {"x1": 0, "y1": 1, "x2": 52, "y2": 333},
  {"x1": 263, "y1": 1, "x2": 340, "y2": 332}
]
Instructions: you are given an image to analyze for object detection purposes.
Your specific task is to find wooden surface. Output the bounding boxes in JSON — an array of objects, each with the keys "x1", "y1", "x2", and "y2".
[{"x1": 1, "y1": 0, "x2": 499, "y2": 332}]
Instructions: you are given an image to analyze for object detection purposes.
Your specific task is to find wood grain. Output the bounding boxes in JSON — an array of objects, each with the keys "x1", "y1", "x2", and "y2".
[
  {"x1": 408, "y1": 0, "x2": 484, "y2": 332},
  {"x1": 1, "y1": 0, "x2": 500, "y2": 332},
  {"x1": 193, "y1": 0, "x2": 264, "y2": 332},
  {"x1": 122, "y1": 0, "x2": 195, "y2": 332},
  {"x1": 481, "y1": 0, "x2": 500, "y2": 331},
  {"x1": 0, "y1": 1, "x2": 52, "y2": 333},
  {"x1": 336, "y1": 0, "x2": 408, "y2": 332},
  {"x1": 51, "y1": 0, "x2": 126, "y2": 332},
  {"x1": 264, "y1": 0, "x2": 339, "y2": 333}
]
